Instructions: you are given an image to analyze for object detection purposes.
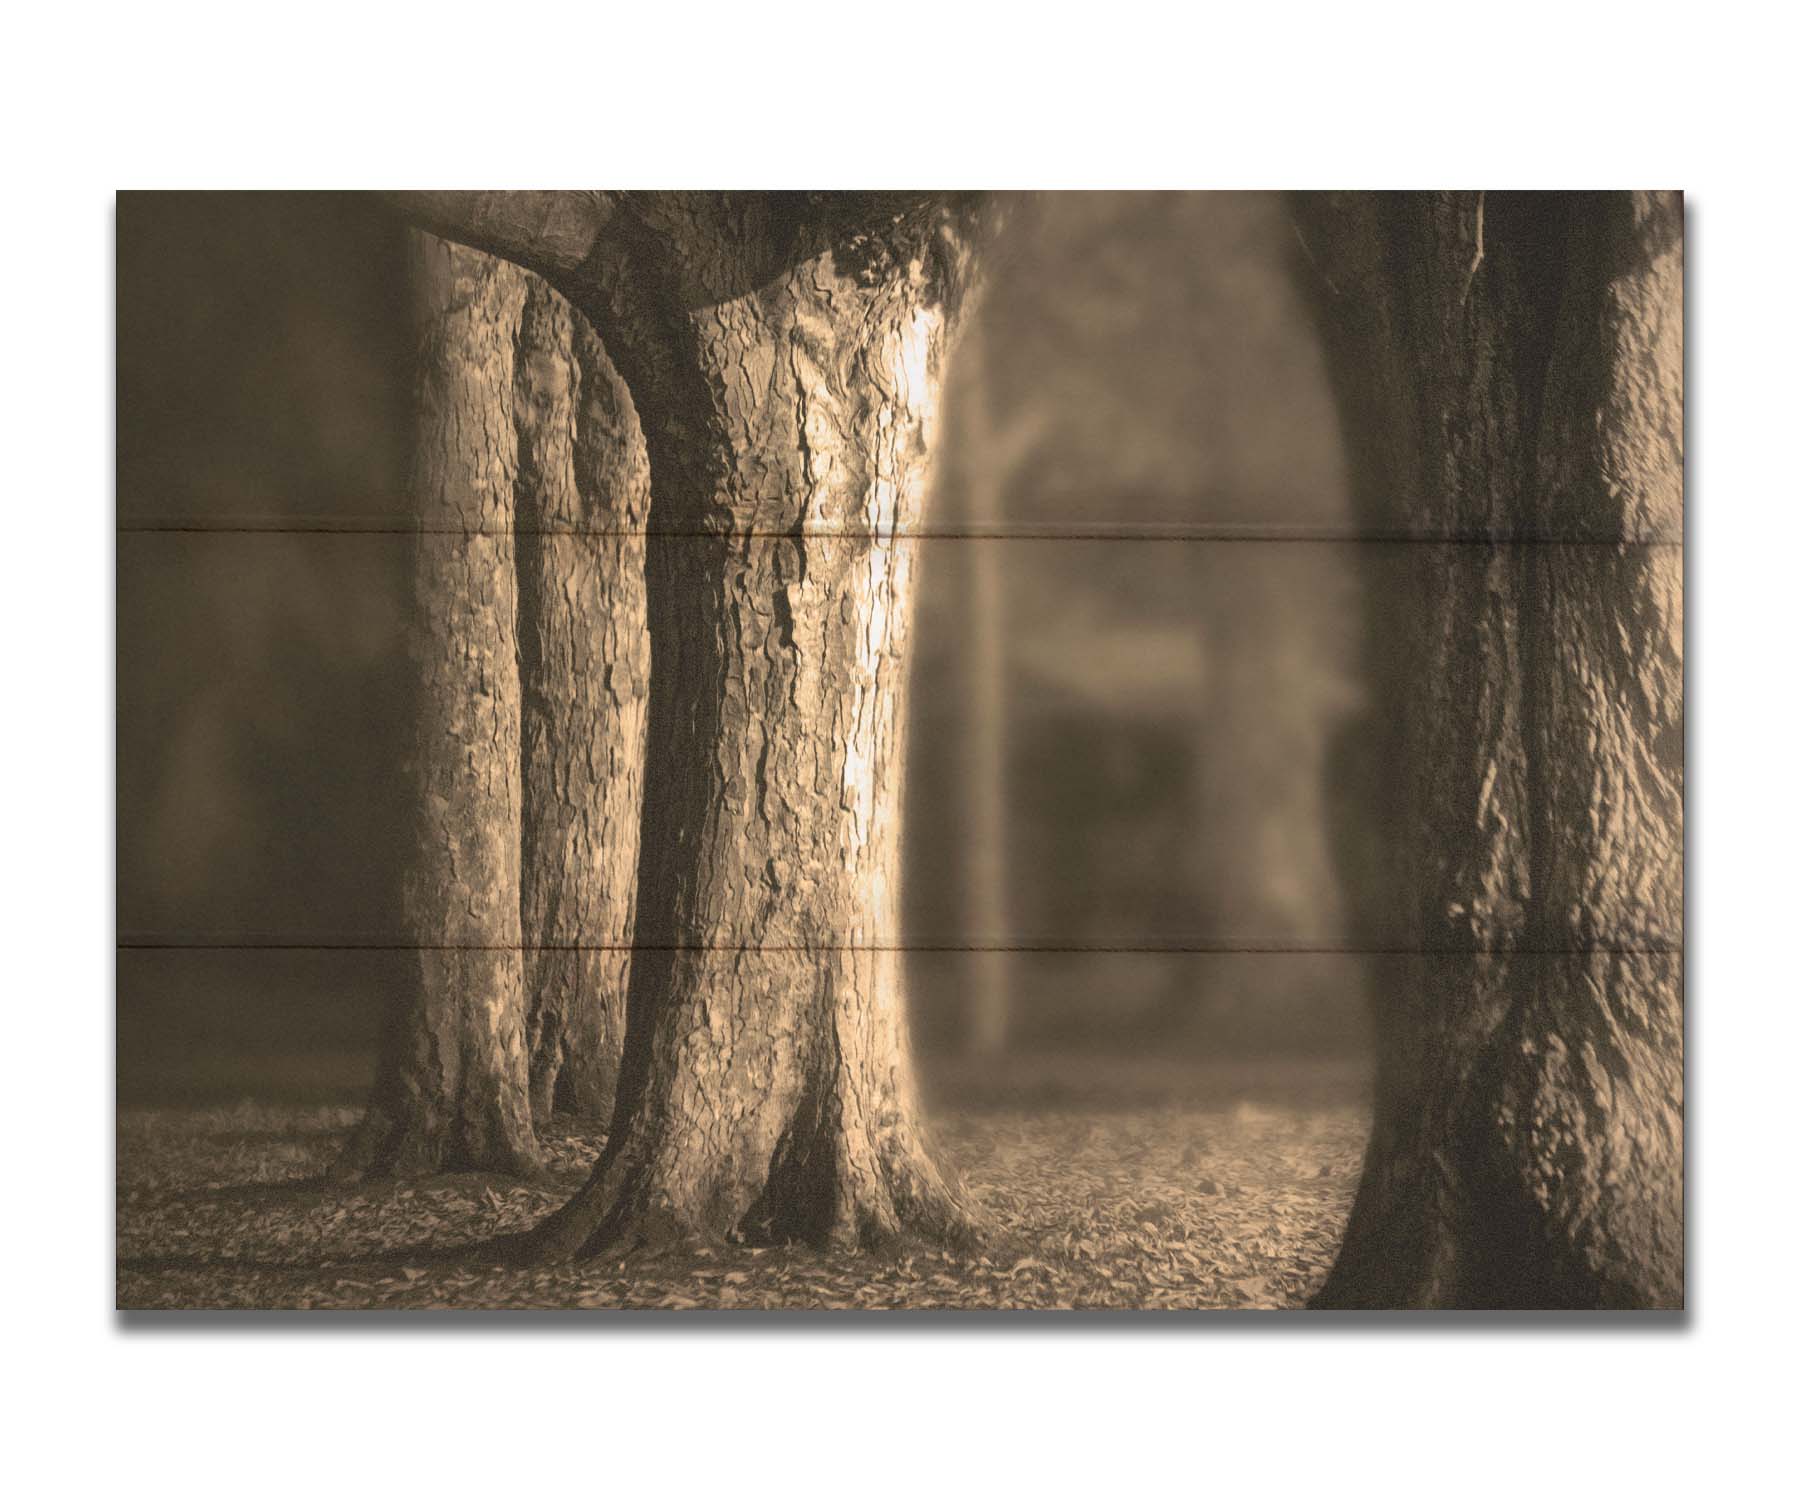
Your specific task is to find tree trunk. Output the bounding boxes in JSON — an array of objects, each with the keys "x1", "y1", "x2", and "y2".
[
  {"x1": 337, "y1": 233, "x2": 539, "y2": 1178},
  {"x1": 512, "y1": 275, "x2": 651, "y2": 1122},
  {"x1": 515, "y1": 195, "x2": 988, "y2": 1256},
  {"x1": 1293, "y1": 191, "x2": 1683, "y2": 1307}
]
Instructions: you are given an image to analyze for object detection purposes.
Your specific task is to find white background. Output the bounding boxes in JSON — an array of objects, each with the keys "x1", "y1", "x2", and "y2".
[{"x1": 5, "y1": 4, "x2": 1790, "y2": 1495}]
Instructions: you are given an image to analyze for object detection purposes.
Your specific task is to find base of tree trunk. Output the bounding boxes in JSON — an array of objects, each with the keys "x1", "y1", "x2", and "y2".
[
  {"x1": 1312, "y1": 953, "x2": 1682, "y2": 1310},
  {"x1": 515, "y1": 958, "x2": 984, "y2": 1262},
  {"x1": 331, "y1": 952, "x2": 543, "y2": 1182},
  {"x1": 526, "y1": 951, "x2": 625, "y2": 1125},
  {"x1": 330, "y1": 1101, "x2": 542, "y2": 1183},
  {"x1": 521, "y1": 1132, "x2": 980, "y2": 1263},
  {"x1": 529, "y1": 1063, "x2": 617, "y2": 1127}
]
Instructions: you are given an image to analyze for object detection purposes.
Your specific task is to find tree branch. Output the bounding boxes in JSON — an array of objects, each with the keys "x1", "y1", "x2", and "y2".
[{"x1": 387, "y1": 191, "x2": 622, "y2": 279}]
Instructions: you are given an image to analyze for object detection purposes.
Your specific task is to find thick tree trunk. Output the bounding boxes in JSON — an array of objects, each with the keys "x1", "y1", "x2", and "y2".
[
  {"x1": 1293, "y1": 192, "x2": 1683, "y2": 1307},
  {"x1": 517, "y1": 196, "x2": 986, "y2": 1256},
  {"x1": 337, "y1": 234, "x2": 539, "y2": 1178},
  {"x1": 512, "y1": 276, "x2": 651, "y2": 1122}
]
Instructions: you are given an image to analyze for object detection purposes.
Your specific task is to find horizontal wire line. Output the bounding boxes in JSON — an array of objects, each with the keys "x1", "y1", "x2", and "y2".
[
  {"x1": 117, "y1": 938, "x2": 1680, "y2": 957},
  {"x1": 117, "y1": 519, "x2": 1681, "y2": 546}
]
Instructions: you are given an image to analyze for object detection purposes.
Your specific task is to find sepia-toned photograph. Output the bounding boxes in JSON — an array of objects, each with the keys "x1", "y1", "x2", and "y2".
[
  {"x1": 32, "y1": 6, "x2": 1800, "y2": 1493},
  {"x1": 116, "y1": 188, "x2": 1682, "y2": 1313},
  {"x1": 31, "y1": 6, "x2": 1800, "y2": 1496}
]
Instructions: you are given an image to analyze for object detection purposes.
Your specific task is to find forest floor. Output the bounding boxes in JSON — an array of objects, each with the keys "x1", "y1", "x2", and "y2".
[{"x1": 117, "y1": 1056, "x2": 1369, "y2": 1313}]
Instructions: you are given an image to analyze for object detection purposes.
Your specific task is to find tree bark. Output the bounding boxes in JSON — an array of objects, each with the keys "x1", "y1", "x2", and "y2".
[
  {"x1": 1292, "y1": 191, "x2": 1683, "y2": 1307},
  {"x1": 337, "y1": 233, "x2": 539, "y2": 1178},
  {"x1": 512, "y1": 276, "x2": 651, "y2": 1122},
  {"x1": 490, "y1": 194, "x2": 989, "y2": 1255}
]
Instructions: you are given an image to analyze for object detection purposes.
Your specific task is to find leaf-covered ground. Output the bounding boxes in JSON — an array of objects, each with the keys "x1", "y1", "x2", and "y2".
[{"x1": 117, "y1": 1059, "x2": 1369, "y2": 1311}]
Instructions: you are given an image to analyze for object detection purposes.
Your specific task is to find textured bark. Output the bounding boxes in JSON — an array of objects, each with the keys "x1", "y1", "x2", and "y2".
[
  {"x1": 513, "y1": 277, "x2": 651, "y2": 1121},
  {"x1": 1293, "y1": 192, "x2": 1683, "y2": 1307},
  {"x1": 479, "y1": 194, "x2": 991, "y2": 1256},
  {"x1": 337, "y1": 234, "x2": 539, "y2": 1178}
]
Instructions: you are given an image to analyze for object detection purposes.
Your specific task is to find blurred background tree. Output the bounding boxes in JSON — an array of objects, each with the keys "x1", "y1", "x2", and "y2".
[{"x1": 907, "y1": 192, "x2": 1366, "y2": 1061}]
